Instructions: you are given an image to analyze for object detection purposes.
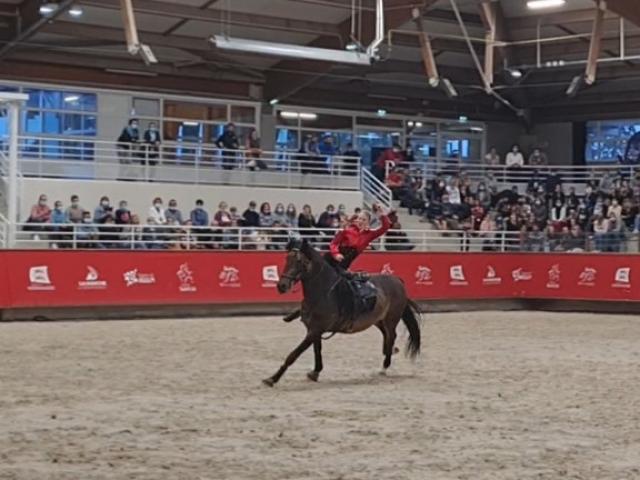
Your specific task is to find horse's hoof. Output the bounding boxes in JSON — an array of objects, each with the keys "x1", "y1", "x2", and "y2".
[
  {"x1": 379, "y1": 369, "x2": 388, "y2": 376},
  {"x1": 262, "y1": 378, "x2": 275, "y2": 387},
  {"x1": 307, "y1": 371, "x2": 319, "y2": 382}
]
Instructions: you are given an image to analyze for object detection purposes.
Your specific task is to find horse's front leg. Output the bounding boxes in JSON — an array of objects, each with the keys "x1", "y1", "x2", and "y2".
[
  {"x1": 307, "y1": 339, "x2": 323, "y2": 382},
  {"x1": 263, "y1": 334, "x2": 315, "y2": 387}
]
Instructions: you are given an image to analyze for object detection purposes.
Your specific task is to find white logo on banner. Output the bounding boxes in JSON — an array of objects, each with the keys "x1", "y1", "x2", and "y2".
[
  {"x1": 262, "y1": 265, "x2": 279, "y2": 288},
  {"x1": 578, "y1": 267, "x2": 596, "y2": 287},
  {"x1": 612, "y1": 267, "x2": 631, "y2": 288},
  {"x1": 219, "y1": 266, "x2": 241, "y2": 287},
  {"x1": 512, "y1": 268, "x2": 533, "y2": 282},
  {"x1": 28, "y1": 266, "x2": 55, "y2": 291},
  {"x1": 381, "y1": 263, "x2": 394, "y2": 275},
  {"x1": 124, "y1": 269, "x2": 156, "y2": 287},
  {"x1": 483, "y1": 265, "x2": 502, "y2": 285},
  {"x1": 546, "y1": 264, "x2": 561, "y2": 289},
  {"x1": 78, "y1": 266, "x2": 107, "y2": 290},
  {"x1": 177, "y1": 263, "x2": 197, "y2": 292},
  {"x1": 415, "y1": 266, "x2": 433, "y2": 285},
  {"x1": 449, "y1": 265, "x2": 468, "y2": 286}
]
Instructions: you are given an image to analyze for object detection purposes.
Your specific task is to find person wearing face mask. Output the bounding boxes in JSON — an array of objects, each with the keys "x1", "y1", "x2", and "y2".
[
  {"x1": 216, "y1": 122, "x2": 239, "y2": 170},
  {"x1": 285, "y1": 203, "x2": 297, "y2": 228},
  {"x1": 271, "y1": 203, "x2": 288, "y2": 226},
  {"x1": 143, "y1": 122, "x2": 162, "y2": 168},
  {"x1": 77, "y1": 211, "x2": 99, "y2": 249},
  {"x1": 115, "y1": 200, "x2": 132, "y2": 225},
  {"x1": 65, "y1": 195, "x2": 85, "y2": 224},
  {"x1": 148, "y1": 197, "x2": 167, "y2": 225},
  {"x1": 505, "y1": 144, "x2": 524, "y2": 168},
  {"x1": 117, "y1": 119, "x2": 140, "y2": 178},
  {"x1": 165, "y1": 199, "x2": 183, "y2": 225},
  {"x1": 93, "y1": 196, "x2": 113, "y2": 224},
  {"x1": 27, "y1": 194, "x2": 51, "y2": 229}
]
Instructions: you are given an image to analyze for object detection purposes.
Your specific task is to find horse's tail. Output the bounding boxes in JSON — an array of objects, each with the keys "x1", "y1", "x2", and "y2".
[{"x1": 401, "y1": 299, "x2": 422, "y2": 360}]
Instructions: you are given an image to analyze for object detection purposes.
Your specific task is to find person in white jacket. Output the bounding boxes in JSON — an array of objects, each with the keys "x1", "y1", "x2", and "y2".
[
  {"x1": 148, "y1": 197, "x2": 167, "y2": 225},
  {"x1": 505, "y1": 145, "x2": 524, "y2": 168}
]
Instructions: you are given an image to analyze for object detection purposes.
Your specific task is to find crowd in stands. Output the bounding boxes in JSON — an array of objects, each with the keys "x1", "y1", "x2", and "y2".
[
  {"x1": 388, "y1": 161, "x2": 640, "y2": 252},
  {"x1": 24, "y1": 194, "x2": 413, "y2": 251},
  {"x1": 115, "y1": 119, "x2": 360, "y2": 174}
]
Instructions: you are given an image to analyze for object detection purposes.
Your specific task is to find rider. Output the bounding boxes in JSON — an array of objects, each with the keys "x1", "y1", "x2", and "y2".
[{"x1": 283, "y1": 203, "x2": 393, "y2": 323}]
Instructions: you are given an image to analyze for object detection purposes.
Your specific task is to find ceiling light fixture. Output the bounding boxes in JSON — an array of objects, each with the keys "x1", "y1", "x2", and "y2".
[
  {"x1": 68, "y1": 6, "x2": 83, "y2": 17},
  {"x1": 39, "y1": 2, "x2": 59, "y2": 15},
  {"x1": 64, "y1": 95, "x2": 80, "y2": 103},
  {"x1": 526, "y1": 0, "x2": 566, "y2": 10},
  {"x1": 269, "y1": 98, "x2": 279, "y2": 106},
  {"x1": 506, "y1": 67, "x2": 523, "y2": 79}
]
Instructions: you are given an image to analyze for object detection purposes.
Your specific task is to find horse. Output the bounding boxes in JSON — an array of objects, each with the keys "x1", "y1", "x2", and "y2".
[{"x1": 262, "y1": 238, "x2": 421, "y2": 387}]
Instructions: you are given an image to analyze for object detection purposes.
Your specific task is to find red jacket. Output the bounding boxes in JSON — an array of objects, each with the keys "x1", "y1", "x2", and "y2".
[
  {"x1": 376, "y1": 149, "x2": 404, "y2": 170},
  {"x1": 330, "y1": 214, "x2": 392, "y2": 258}
]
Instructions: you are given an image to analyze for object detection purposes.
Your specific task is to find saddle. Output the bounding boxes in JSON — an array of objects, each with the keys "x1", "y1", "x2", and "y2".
[{"x1": 342, "y1": 271, "x2": 377, "y2": 317}]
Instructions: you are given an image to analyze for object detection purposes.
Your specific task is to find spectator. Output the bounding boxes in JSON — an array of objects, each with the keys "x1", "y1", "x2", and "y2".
[
  {"x1": 148, "y1": 197, "x2": 167, "y2": 225},
  {"x1": 93, "y1": 196, "x2": 113, "y2": 224},
  {"x1": 524, "y1": 223, "x2": 545, "y2": 252},
  {"x1": 216, "y1": 122, "x2": 240, "y2": 170},
  {"x1": 115, "y1": 200, "x2": 132, "y2": 225},
  {"x1": 51, "y1": 200, "x2": 66, "y2": 224},
  {"x1": 374, "y1": 141, "x2": 404, "y2": 181},
  {"x1": 317, "y1": 204, "x2": 337, "y2": 234},
  {"x1": 98, "y1": 215, "x2": 120, "y2": 249},
  {"x1": 272, "y1": 203, "x2": 288, "y2": 226},
  {"x1": 593, "y1": 214, "x2": 610, "y2": 251},
  {"x1": 608, "y1": 197, "x2": 622, "y2": 222},
  {"x1": 190, "y1": 199, "x2": 209, "y2": 227},
  {"x1": 566, "y1": 187, "x2": 579, "y2": 210},
  {"x1": 127, "y1": 214, "x2": 146, "y2": 249},
  {"x1": 77, "y1": 211, "x2": 99, "y2": 249},
  {"x1": 446, "y1": 177, "x2": 462, "y2": 205},
  {"x1": 298, "y1": 204, "x2": 317, "y2": 239},
  {"x1": 318, "y1": 135, "x2": 337, "y2": 158},
  {"x1": 165, "y1": 199, "x2": 183, "y2": 225},
  {"x1": 143, "y1": 121, "x2": 161, "y2": 169},
  {"x1": 484, "y1": 146, "x2": 500, "y2": 166},
  {"x1": 26, "y1": 194, "x2": 51, "y2": 229},
  {"x1": 528, "y1": 148, "x2": 548, "y2": 166},
  {"x1": 342, "y1": 143, "x2": 361, "y2": 176},
  {"x1": 49, "y1": 200, "x2": 68, "y2": 248},
  {"x1": 116, "y1": 119, "x2": 140, "y2": 177},
  {"x1": 65, "y1": 195, "x2": 85, "y2": 224},
  {"x1": 242, "y1": 200, "x2": 260, "y2": 227},
  {"x1": 564, "y1": 225, "x2": 585, "y2": 252},
  {"x1": 245, "y1": 128, "x2": 267, "y2": 171},
  {"x1": 213, "y1": 201, "x2": 233, "y2": 248},
  {"x1": 285, "y1": 204, "x2": 297, "y2": 228},
  {"x1": 549, "y1": 200, "x2": 567, "y2": 227},
  {"x1": 479, "y1": 211, "x2": 499, "y2": 251},
  {"x1": 387, "y1": 167, "x2": 407, "y2": 200},
  {"x1": 548, "y1": 184, "x2": 565, "y2": 207},
  {"x1": 385, "y1": 222, "x2": 414, "y2": 251},
  {"x1": 300, "y1": 134, "x2": 323, "y2": 174},
  {"x1": 259, "y1": 202, "x2": 273, "y2": 227},
  {"x1": 505, "y1": 145, "x2": 524, "y2": 168}
]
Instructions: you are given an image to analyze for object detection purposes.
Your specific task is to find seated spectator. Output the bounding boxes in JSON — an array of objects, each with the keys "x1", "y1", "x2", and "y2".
[
  {"x1": 524, "y1": 223, "x2": 545, "y2": 252},
  {"x1": 148, "y1": 197, "x2": 167, "y2": 225},
  {"x1": 190, "y1": 199, "x2": 210, "y2": 246},
  {"x1": 484, "y1": 146, "x2": 500, "y2": 166},
  {"x1": 285, "y1": 204, "x2": 297, "y2": 228},
  {"x1": 342, "y1": 143, "x2": 361, "y2": 176},
  {"x1": 479, "y1": 211, "x2": 499, "y2": 251},
  {"x1": 608, "y1": 197, "x2": 622, "y2": 222},
  {"x1": 528, "y1": 148, "x2": 548, "y2": 166},
  {"x1": 165, "y1": 199, "x2": 183, "y2": 225},
  {"x1": 65, "y1": 195, "x2": 85, "y2": 224},
  {"x1": 317, "y1": 204, "x2": 337, "y2": 235},
  {"x1": 51, "y1": 200, "x2": 66, "y2": 225},
  {"x1": 213, "y1": 201, "x2": 233, "y2": 248},
  {"x1": 242, "y1": 200, "x2": 260, "y2": 228},
  {"x1": 298, "y1": 204, "x2": 317, "y2": 240},
  {"x1": 26, "y1": 194, "x2": 51, "y2": 229},
  {"x1": 446, "y1": 177, "x2": 462, "y2": 205},
  {"x1": 94, "y1": 196, "x2": 114, "y2": 224},
  {"x1": 385, "y1": 222, "x2": 414, "y2": 251},
  {"x1": 245, "y1": 128, "x2": 267, "y2": 171},
  {"x1": 115, "y1": 201, "x2": 132, "y2": 225},
  {"x1": 272, "y1": 203, "x2": 288, "y2": 227},
  {"x1": 386, "y1": 167, "x2": 406, "y2": 200},
  {"x1": 505, "y1": 145, "x2": 524, "y2": 168},
  {"x1": 98, "y1": 215, "x2": 121, "y2": 249},
  {"x1": 593, "y1": 214, "x2": 610, "y2": 251},
  {"x1": 127, "y1": 214, "x2": 146, "y2": 250},
  {"x1": 549, "y1": 200, "x2": 567, "y2": 230},
  {"x1": 504, "y1": 211, "x2": 522, "y2": 251},
  {"x1": 143, "y1": 216, "x2": 168, "y2": 250},
  {"x1": 563, "y1": 225, "x2": 585, "y2": 252},
  {"x1": 49, "y1": 200, "x2": 69, "y2": 248},
  {"x1": 566, "y1": 187, "x2": 579, "y2": 210},
  {"x1": 77, "y1": 211, "x2": 99, "y2": 249}
]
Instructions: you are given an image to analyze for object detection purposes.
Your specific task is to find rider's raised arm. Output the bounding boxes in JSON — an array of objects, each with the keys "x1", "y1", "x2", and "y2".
[
  {"x1": 366, "y1": 213, "x2": 392, "y2": 242},
  {"x1": 329, "y1": 229, "x2": 345, "y2": 258}
]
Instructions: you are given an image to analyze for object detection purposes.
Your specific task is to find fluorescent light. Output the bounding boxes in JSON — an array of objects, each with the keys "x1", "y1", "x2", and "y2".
[
  {"x1": 345, "y1": 42, "x2": 359, "y2": 51},
  {"x1": 64, "y1": 95, "x2": 80, "y2": 103},
  {"x1": 210, "y1": 35, "x2": 373, "y2": 66},
  {"x1": 280, "y1": 111, "x2": 299, "y2": 119},
  {"x1": 507, "y1": 68, "x2": 523, "y2": 79},
  {"x1": 527, "y1": 0, "x2": 566, "y2": 10},
  {"x1": 407, "y1": 121, "x2": 414, "y2": 127},
  {"x1": 269, "y1": 98, "x2": 279, "y2": 106},
  {"x1": 415, "y1": 121, "x2": 423, "y2": 128},
  {"x1": 376, "y1": 109, "x2": 387, "y2": 117},
  {"x1": 68, "y1": 6, "x2": 83, "y2": 17},
  {"x1": 183, "y1": 121, "x2": 200, "y2": 126},
  {"x1": 458, "y1": 115, "x2": 468, "y2": 123},
  {"x1": 39, "y1": 2, "x2": 58, "y2": 15},
  {"x1": 298, "y1": 112, "x2": 317, "y2": 121}
]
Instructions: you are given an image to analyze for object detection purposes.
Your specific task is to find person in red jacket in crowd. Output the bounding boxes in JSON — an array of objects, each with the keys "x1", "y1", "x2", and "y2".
[
  {"x1": 283, "y1": 203, "x2": 395, "y2": 323},
  {"x1": 374, "y1": 142, "x2": 404, "y2": 181}
]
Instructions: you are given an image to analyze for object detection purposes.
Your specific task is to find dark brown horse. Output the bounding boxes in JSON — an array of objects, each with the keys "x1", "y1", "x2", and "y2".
[{"x1": 262, "y1": 239, "x2": 421, "y2": 386}]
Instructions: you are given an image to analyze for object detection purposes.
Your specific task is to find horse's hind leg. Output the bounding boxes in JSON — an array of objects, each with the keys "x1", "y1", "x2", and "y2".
[
  {"x1": 307, "y1": 339, "x2": 323, "y2": 382},
  {"x1": 382, "y1": 329, "x2": 397, "y2": 372},
  {"x1": 263, "y1": 334, "x2": 314, "y2": 387}
]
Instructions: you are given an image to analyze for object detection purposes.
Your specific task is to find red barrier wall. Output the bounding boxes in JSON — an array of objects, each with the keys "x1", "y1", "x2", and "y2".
[{"x1": 0, "y1": 250, "x2": 637, "y2": 309}]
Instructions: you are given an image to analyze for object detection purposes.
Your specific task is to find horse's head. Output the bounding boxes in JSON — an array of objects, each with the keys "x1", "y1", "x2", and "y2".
[{"x1": 277, "y1": 237, "x2": 311, "y2": 294}]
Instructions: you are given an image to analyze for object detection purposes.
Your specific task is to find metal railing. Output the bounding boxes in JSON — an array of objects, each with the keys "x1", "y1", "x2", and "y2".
[
  {"x1": 11, "y1": 222, "x2": 639, "y2": 253},
  {"x1": 385, "y1": 159, "x2": 640, "y2": 191},
  {"x1": 360, "y1": 167, "x2": 392, "y2": 209},
  {"x1": 0, "y1": 212, "x2": 7, "y2": 248},
  {"x1": 14, "y1": 135, "x2": 362, "y2": 191}
]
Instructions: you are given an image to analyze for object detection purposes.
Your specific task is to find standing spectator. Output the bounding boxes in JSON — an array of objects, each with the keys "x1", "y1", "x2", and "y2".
[
  {"x1": 374, "y1": 142, "x2": 404, "y2": 181},
  {"x1": 528, "y1": 148, "x2": 548, "y2": 166},
  {"x1": 165, "y1": 199, "x2": 183, "y2": 225},
  {"x1": 148, "y1": 197, "x2": 167, "y2": 225},
  {"x1": 143, "y1": 121, "x2": 162, "y2": 173},
  {"x1": 285, "y1": 204, "x2": 297, "y2": 228},
  {"x1": 300, "y1": 134, "x2": 323, "y2": 174},
  {"x1": 115, "y1": 200, "x2": 132, "y2": 225},
  {"x1": 242, "y1": 200, "x2": 260, "y2": 227},
  {"x1": 505, "y1": 145, "x2": 524, "y2": 168},
  {"x1": 93, "y1": 196, "x2": 113, "y2": 224},
  {"x1": 342, "y1": 143, "x2": 361, "y2": 176},
  {"x1": 484, "y1": 146, "x2": 500, "y2": 166},
  {"x1": 65, "y1": 195, "x2": 85, "y2": 224},
  {"x1": 245, "y1": 128, "x2": 267, "y2": 171},
  {"x1": 116, "y1": 119, "x2": 140, "y2": 179},
  {"x1": 216, "y1": 123, "x2": 240, "y2": 170}
]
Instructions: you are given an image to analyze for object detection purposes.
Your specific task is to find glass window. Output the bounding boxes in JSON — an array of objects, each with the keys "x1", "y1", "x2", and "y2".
[
  {"x1": 62, "y1": 92, "x2": 97, "y2": 112},
  {"x1": 230, "y1": 105, "x2": 255, "y2": 124},
  {"x1": 356, "y1": 129, "x2": 399, "y2": 166},
  {"x1": 276, "y1": 128, "x2": 298, "y2": 151},
  {"x1": 586, "y1": 120, "x2": 640, "y2": 164}
]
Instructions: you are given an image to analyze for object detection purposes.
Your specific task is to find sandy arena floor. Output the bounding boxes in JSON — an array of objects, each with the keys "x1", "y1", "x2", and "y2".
[{"x1": 1, "y1": 311, "x2": 639, "y2": 480}]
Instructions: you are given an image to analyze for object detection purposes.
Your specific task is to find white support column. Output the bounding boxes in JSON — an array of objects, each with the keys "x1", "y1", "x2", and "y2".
[{"x1": 1, "y1": 93, "x2": 28, "y2": 248}]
